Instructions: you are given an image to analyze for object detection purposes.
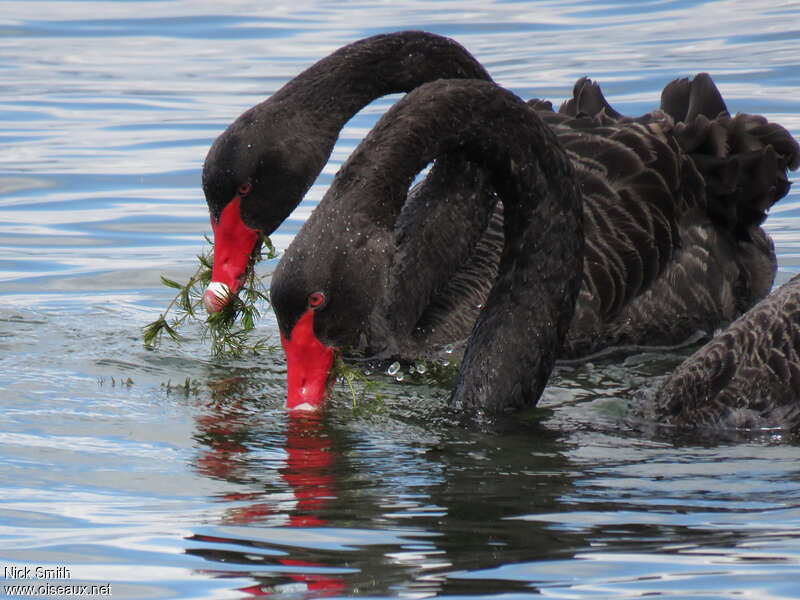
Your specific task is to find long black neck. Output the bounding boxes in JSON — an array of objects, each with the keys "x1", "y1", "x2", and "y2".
[
  {"x1": 335, "y1": 80, "x2": 584, "y2": 415},
  {"x1": 248, "y1": 32, "x2": 491, "y2": 225},
  {"x1": 269, "y1": 31, "x2": 493, "y2": 133}
]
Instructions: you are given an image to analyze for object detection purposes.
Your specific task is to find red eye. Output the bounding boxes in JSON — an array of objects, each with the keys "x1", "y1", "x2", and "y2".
[
  {"x1": 308, "y1": 292, "x2": 326, "y2": 309},
  {"x1": 238, "y1": 182, "x2": 252, "y2": 196}
]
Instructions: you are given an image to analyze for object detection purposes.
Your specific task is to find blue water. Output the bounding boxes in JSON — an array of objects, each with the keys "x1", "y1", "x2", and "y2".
[{"x1": 2, "y1": 1, "x2": 800, "y2": 598}]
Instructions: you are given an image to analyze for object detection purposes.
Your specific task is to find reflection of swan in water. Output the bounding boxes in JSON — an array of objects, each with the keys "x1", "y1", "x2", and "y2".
[
  {"x1": 188, "y1": 394, "x2": 581, "y2": 596},
  {"x1": 269, "y1": 76, "x2": 799, "y2": 425},
  {"x1": 194, "y1": 401, "x2": 337, "y2": 524}
]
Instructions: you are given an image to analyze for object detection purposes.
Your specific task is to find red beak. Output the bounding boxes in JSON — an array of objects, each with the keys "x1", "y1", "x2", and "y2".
[
  {"x1": 204, "y1": 195, "x2": 260, "y2": 313},
  {"x1": 281, "y1": 310, "x2": 336, "y2": 411}
]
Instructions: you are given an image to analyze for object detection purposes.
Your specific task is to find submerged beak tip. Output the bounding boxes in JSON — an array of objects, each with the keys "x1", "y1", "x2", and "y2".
[{"x1": 287, "y1": 401, "x2": 322, "y2": 412}]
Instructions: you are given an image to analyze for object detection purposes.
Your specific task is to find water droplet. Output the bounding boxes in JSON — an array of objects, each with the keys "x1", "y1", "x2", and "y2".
[
  {"x1": 443, "y1": 344, "x2": 454, "y2": 355},
  {"x1": 415, "y1": 361, "x2": 427, "y2": 374},
  {"x1": 395, "y1": 373, "x2": 404, "y2": 382},
  {"x1": 387, "y1": 361, "x2": 401, "y2": 376}
]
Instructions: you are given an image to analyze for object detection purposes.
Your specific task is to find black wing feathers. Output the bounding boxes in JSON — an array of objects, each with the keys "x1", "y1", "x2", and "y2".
[{"x1": 534, "y1": 74, "x2": 798, "y2": 331}]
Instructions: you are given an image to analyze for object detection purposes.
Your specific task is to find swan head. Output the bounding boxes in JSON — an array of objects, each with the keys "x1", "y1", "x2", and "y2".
[
  {"x1": 269, "y1": 199, "x2": 394, "y2": 410},
  {"x1": 201, "y1": 104, "x2": 331, "y2": 313}
]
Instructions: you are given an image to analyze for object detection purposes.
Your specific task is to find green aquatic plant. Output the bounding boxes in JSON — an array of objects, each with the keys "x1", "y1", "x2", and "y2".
[
  {"x1": 143, "y1": 235, "x2": 276, "y2": 357},
  {"x1": 161, "y1": 377, "x2": 202, "y2": 397},
  {"x1": 333, "y1": 354, "x2": 378, "y2": 408}
]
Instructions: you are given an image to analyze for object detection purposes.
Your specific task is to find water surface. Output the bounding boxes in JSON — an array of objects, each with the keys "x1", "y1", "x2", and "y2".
[{"x1": 2, "y1": 1, "x2": 800, "y2": 598}]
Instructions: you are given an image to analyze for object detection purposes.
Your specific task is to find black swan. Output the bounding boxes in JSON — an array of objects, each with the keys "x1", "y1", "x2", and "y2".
[
  {"x1": 271, "y1": 79, "x2": 583, "y2": 413},
  {"x1": 268, "y1": 77, "x2": 800, "y2": 418},
  {"x1": 202, "y1": 31, "x2": 492, "y2": 309}
]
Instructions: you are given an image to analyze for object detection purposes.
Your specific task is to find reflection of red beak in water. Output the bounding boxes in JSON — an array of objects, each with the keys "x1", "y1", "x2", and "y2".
[
  {"x1": 281, "y1": 416, "x2": 335, "y2": 525},
  {"x1": 196, "y1": 399, "x2": 336, "y2": 523},
  {"x1": 194, "y1": 380, "x2": 251, "y2": 482},
  {"x1": 194, "y1": 399, "x2": 344, "y2": 596}
]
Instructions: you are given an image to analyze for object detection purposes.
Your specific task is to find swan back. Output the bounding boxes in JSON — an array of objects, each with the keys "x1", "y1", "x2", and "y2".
[{"x1": 531, "y1": 75, "x2": 799, "y2": 356}]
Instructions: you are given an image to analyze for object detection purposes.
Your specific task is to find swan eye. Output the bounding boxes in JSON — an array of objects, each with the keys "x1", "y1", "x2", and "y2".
[
  {"x1": 308, "y1": 291, "x2": 326, "y2": 309},
  {"x1": 238, "y1": 182, "x2": 252, "y2": 196}
]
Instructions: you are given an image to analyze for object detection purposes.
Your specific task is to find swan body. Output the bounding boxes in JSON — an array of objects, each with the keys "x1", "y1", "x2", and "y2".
[{"x1": 534, "y1": 75, "x2": 798, "y2": 357}]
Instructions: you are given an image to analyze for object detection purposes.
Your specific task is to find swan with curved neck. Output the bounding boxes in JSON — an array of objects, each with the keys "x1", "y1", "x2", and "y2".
[
  {"x1": 270, "y1": 79, "x2": 584, "y2": 414},
  {"x1": 201, "y1": 31, "x2": 491, "y2": 311},
  {"x1": 270, "y1": 78, "x2": 800, "y2": 426}
]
